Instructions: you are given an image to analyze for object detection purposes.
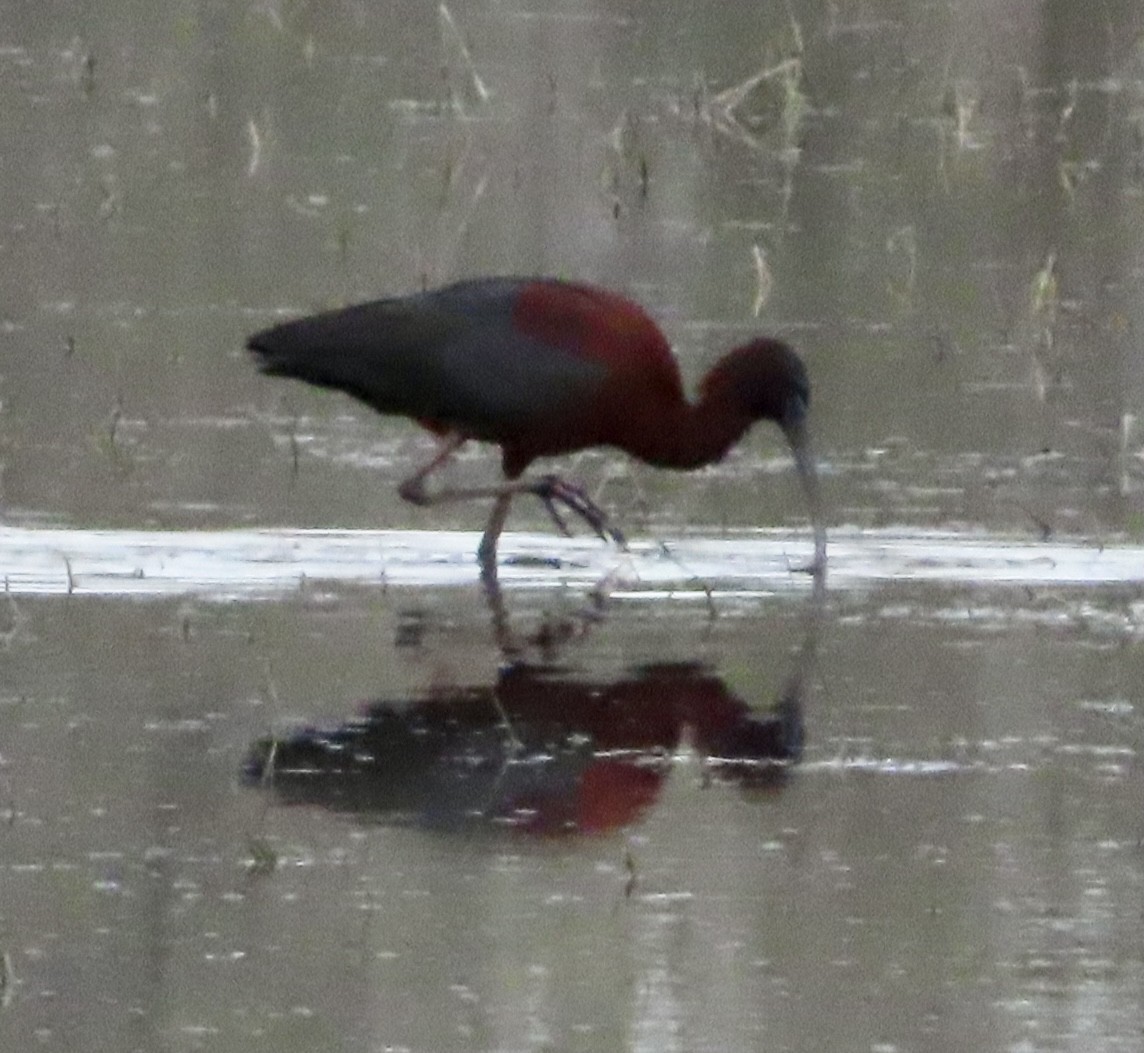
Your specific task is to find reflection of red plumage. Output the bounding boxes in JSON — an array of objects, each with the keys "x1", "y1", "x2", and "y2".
[
  {"x1": 244, "y1": 662, "x2": 804, "y2": 836},
  {"x1": 248, "y1": 277, "x2": 825, "y2": 573},
  {"x1": 576, "y1": 762, "x2": 664, "y2": 836},
  {"x1": 496, "y1": 663, "x2": 759, "y2": 752}
]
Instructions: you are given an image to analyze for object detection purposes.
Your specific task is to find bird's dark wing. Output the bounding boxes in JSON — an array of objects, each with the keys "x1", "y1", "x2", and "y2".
[{"x1": 247, "y1": 280, "x2": 608, "y2": 442}]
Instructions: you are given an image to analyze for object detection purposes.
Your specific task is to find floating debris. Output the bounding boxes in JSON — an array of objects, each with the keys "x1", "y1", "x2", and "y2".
[
  {"x1": 438, "y1": 3, "x2": 491, "y2": 108},
  {"x1": 246, "y1": 117, "x2": 262, "y2": 178}
]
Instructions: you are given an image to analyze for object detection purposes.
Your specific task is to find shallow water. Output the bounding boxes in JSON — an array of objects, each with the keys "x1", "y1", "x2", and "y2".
[
  {"x1": 1, "y1": 529, "x2": 1142, "y2": 1051},
  {"x1": 3, "y1": 0, "x2": 1144, "y2": 1049}
]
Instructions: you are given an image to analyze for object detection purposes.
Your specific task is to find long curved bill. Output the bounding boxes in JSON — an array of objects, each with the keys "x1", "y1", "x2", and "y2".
[{"x1": 782, "y1": 417, "x2": 827, "y2": 581}]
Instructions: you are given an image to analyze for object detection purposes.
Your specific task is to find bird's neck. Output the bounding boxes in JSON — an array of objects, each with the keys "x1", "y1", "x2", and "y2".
[{"x1": 632, "y1": 390, "x2": 755, "y2": 470}]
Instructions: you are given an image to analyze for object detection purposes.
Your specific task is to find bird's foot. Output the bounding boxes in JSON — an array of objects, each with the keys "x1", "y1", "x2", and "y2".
[
  {"x1": 397, "y1": 475, "x2": 430, "y2": 506},
  {"x1": 530, "y1": 475, "x2": 626, "y2": 548}
]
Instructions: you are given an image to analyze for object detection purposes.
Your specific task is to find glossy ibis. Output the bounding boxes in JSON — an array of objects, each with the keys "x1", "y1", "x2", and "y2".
[{"x1": 247, "y1": 277, "x2": 826, "y2": 578}]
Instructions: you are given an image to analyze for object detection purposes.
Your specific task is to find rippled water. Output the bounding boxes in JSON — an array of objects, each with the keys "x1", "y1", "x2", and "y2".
[{"x1": 2, "y1": 555, "x2": 1141, "y2": 1052}]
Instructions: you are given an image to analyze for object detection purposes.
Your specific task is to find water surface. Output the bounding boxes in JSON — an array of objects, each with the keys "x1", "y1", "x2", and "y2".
[{"x1": 2, "y1": 0, "x2": 1144, "y2": 1050}]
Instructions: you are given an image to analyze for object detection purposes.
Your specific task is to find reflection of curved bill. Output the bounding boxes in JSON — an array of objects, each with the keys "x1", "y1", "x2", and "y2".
[{"x1": 244, "y1": 662, "x2": 807, "y2": 836}]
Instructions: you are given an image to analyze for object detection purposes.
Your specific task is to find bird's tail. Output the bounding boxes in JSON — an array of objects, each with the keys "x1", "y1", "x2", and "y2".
[
  {"x1": 247, "y1": 326, "x2": 303, "y2": 378},
  {"x1": 245, "y1": 302, "x2": 419, "y2": 412},
  {"x1": 246, "y1": 310, "x2": 362, "y2": 388}
]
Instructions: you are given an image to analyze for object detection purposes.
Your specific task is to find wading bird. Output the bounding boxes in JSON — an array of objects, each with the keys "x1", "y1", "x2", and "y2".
[{"x1": 247, "y1": 277, "x2": 826, "y2": 579}]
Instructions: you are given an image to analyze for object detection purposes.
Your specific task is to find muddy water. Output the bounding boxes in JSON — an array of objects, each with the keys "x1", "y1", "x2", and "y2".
[{"x1": 3, "y1": 0, "x2": 1144, "y2": 1050}]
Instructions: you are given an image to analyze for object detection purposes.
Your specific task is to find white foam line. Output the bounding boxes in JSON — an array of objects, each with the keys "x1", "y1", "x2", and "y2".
[{"x1": 0, "y1": 526, "x2": 1139, "y2": 599}]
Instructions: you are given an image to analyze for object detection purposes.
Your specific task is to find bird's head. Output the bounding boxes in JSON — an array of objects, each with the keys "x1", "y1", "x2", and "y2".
[
  {"x1": 712, "y1": 338, "x2": 810, "y2": 431},
  {"x1": 705, "y1": 338, "x2": 826, "y2": 578}
]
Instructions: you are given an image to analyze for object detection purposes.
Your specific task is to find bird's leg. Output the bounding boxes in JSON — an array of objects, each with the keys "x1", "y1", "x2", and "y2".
[
  {"x1": 477, "y1": 493, "x2": 513, "y2": 578},
  {"x1": 397, "y1": 432, "x2": 468, "y2": 506},
  {"x1": 397, "y1": 436, "x2": 626, "y2": 552},
  {"x1": 528, "y1": 475, "x2": 626, "y2": 548}
]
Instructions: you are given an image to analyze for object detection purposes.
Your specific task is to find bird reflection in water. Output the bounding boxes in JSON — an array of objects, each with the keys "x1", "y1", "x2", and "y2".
[
  {"x1": 244, "y1": 658, "x2": 810, "y2": 836},
  {"x1": 245, "y1": 275, "x2": 832, "y2": 832}
]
